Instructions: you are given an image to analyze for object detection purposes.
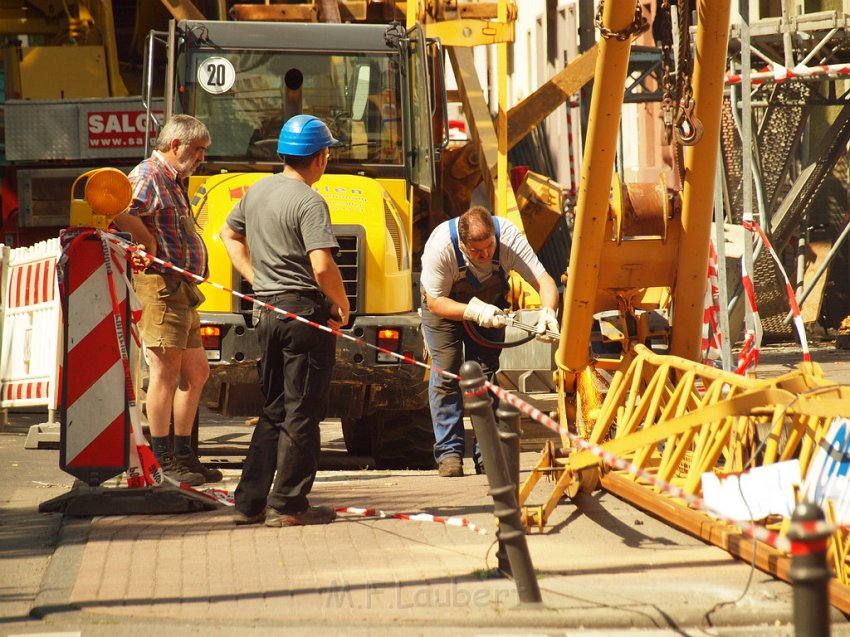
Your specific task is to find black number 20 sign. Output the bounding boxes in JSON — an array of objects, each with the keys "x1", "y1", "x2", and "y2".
[{"x1": 197, "y1": 57, "x2": 235, "y2": 94}]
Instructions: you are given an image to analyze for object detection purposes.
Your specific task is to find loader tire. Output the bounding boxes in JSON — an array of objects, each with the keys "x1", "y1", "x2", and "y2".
[
  {"x1": 372, "y1": 409, "x2": 435, "y2": 470},
  {"x1": 341, "y1": 416, "x2": 372, "y2": 457}
]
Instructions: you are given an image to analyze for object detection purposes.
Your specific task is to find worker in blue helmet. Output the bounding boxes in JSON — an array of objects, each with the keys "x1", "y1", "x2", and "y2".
[
  {"x1": 220, "y1": 114, "x2": 349, "y2": 527},
  {"x1": 275, "y1": 113, "x2": 341, "y2": 156}
]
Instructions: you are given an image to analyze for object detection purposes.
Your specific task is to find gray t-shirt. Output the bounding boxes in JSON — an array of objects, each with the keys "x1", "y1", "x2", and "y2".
[{"x1": 225, "y1": 174, "x2": 339, "y2": 295}]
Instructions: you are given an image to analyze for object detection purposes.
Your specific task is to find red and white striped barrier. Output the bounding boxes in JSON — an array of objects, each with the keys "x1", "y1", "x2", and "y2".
[
  {"x1": 0, "y1": 238, "x2": 61, "y2": 410},
  {"x1": 336, "y1": 506, "x2": 487, "y2": 535},
  {"x1": 735, "y1": 222, "x2": 764, "y2": 375},
  {"x1": 59, "y1": 230, "x2": 130, "y2": 484}
]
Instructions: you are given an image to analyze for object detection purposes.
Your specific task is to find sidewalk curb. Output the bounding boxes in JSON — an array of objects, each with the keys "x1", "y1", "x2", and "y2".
[{"x1": 30, "y1": 516, "x2": 90, "y2": 620}]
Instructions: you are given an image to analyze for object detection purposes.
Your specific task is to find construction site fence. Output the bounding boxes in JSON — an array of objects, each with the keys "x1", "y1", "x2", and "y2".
[{"x1": 0, "y1": 238, "x2": 62, "y2": 415}]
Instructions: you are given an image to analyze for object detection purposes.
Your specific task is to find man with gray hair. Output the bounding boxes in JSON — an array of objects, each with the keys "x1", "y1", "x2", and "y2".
[{"x1": 113, "y1": 114, "x2": 221, "y2": 486}]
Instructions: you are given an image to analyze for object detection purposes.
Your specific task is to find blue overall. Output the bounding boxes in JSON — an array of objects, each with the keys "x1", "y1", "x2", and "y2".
[{"x1": 421, "y1": 218, "x2": 508, "y2": 465}]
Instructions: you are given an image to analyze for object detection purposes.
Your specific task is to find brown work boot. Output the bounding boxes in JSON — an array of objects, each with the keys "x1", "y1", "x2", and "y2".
[
  {"x1": 438, "y1": 456, "x2": 464, "y2": 477},
  {"x1": 265, "y1": 505, "x2": 336, "y2": 527}
]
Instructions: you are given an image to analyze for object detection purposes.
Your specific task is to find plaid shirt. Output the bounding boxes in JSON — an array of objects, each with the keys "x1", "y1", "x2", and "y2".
[{"x1": 127, "y1": 152, "x2": 208, "y2": 278}]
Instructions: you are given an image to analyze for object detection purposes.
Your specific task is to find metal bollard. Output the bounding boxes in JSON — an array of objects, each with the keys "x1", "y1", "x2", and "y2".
[
  {"x1": 495, "y1": 401, "x2": 522, "y2": 575},
  {"x1": 460, "y1": 361, "x2": 543, "y2": 606},
  {"x1": 788, "y1": 502, "x2": 831, "y2": 637}
]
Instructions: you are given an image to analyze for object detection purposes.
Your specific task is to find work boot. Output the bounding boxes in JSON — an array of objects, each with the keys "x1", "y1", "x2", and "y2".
[
  {"x1": 175, "y1": 450, "x2": 224, "y2": 484},
  {"x1": 158, "y1": 452, "x2": 204, "y2": 487},
  {"x1": 438, "y1": 456, "x2": 464, "y2": 477},
  {"x1": 264, "y1": 505, "x2": 336, "y2": 527}
]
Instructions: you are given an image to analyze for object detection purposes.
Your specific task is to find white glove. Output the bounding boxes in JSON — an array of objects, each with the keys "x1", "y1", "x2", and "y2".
[
  {"x1": 535, "y1": 307, "x2": 559, "y2": 343},
  {"x1": 463, "y1": 296, "x2": 507, "y2": 328}
]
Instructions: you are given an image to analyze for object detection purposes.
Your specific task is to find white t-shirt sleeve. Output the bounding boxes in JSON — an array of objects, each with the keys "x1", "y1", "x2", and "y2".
[
  {"x1": 420, "y1": 223, "x2": 457, "y2": 299},
  {"x1": 499, "y1": 220, "x2": 547, "y2": 283}
]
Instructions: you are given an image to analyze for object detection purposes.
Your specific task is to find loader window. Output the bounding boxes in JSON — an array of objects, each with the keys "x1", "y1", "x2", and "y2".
[
  {"x1": 403, "y1": 24, "x2": 436, "y2": 192},
  {"x1": 351, "y1": 64, "x2": 372, "y2": 121},
  {"x1": 181, "y1": 49, "x2": 404, "y2": 166}
]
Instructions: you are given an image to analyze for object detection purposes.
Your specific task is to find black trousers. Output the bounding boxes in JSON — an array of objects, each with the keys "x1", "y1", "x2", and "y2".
[{"x1": 235, "y1": 293, "x2": 335, "y2": 515}]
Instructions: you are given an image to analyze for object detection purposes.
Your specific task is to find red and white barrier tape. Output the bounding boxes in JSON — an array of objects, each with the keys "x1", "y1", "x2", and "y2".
[
  {"x1": 727, "y1": 61, "x2": 850, "y2": 86},
  {"x1": 701, "y1": 240, "x2": 723, "y2": 364},
  {"x1": 743, "y1": 220, "x2": 811, "y2": 363},
  {"x1": 735, "y1": 274, "x2": 762, "y2": 375},
  {"x1": 103, "y1": 232, "x2": 835, "y2": 551},
  {"x1": 735, "y1": 220, "x2": 764, "y2": 375},
  {"x1": 104, "y1": 233, "x2": 457, "y2": 383},
  {"x1": 336, "y1": 506, "x2": 487, "y2": 535},
  {"x1": 134, "y1": 486, "x2": 485, "y2": 534},
  {"x1": 98, "y1": 233, "x2": 494, "y2": 534},
  {"x1": 474, "y1": 379, "x2": 838, "y2": 554}
]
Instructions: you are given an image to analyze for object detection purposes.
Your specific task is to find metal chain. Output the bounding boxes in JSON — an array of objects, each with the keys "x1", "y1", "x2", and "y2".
[
  {"x1": 658, "y1": 1, "x2": 703, "y2": 149},
  {"x1": 672, "y1": 1, "x2": 703, "y2": 145},
  {"x1": 594, "y1": 0, "x2": 647, "y2": 42},
  {"x1": 659, "y1": 0, "x2": 677, "y2": 145}
]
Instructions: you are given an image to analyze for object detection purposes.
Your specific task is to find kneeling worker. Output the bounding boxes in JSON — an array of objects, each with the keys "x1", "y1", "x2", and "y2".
[{"x1": 419, "y1": 205, "x2": 560, "y2": 477}]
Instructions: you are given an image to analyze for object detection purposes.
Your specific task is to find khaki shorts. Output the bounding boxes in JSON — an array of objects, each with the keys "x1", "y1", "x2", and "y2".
[{"x1": 133, "y1": 272, "x2": 205, "y2": 349}]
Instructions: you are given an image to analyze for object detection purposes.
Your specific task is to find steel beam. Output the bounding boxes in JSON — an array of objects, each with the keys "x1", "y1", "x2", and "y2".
[
  {"x1": 555, "y1": 0, "x2": 636, "y2": 381},
  {"x1": 506, "y1": 45, "x2": 598, "y2": 152},
  {"x1": 670, "y1": 0, "x2": 732, "y2": 361}
]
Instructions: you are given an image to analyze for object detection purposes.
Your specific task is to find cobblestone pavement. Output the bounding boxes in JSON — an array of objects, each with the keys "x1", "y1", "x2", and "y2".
[{"x1": 3, "y1": 344, "x2": 850, "y2": 636}]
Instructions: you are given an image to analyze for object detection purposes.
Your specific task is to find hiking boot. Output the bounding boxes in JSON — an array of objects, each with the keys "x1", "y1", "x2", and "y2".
[
  {"x1": 474, "y1": 460, "x2": 485, "y2": 476},
  {"x1": 158, "y1": 452, "x2": 204, "y2": 487},
  {"x1": 264, "y1": 505, "x2": 336, "y2": 527},
  {"x1": 175, "y1": 451, "x2": 224, "y2": 484},
  {"x1": 233, "y1": 509, "x2": 265, "y2": 525},
  {"x1": 438, "y1": 456, "x2": 464, "y2": 477}
]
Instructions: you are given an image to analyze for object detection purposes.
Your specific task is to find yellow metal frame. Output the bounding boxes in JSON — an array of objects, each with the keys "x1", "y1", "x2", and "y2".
[
  {"x1": 423, "y1": 19, "x2": 514, "y2": 47},
  {"x1": 555, "y1": 0, "x2": 637, "y2": 383},
  {"x1": 523, "y1": 343, "x2": 850, "y2": 521},
  {"x1": 520, "y1": 343, "x2": 850, "y2": 611}
]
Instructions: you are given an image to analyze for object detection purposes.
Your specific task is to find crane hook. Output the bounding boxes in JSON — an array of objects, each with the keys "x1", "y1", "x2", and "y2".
[{"x1": 674, "y1": 98, "x2": 704, "y2": 146}]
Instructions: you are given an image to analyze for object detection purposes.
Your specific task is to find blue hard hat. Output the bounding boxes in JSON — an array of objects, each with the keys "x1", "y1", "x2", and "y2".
[{"x1": 277, "y1": 114, "x2": 340, "y2": 156}]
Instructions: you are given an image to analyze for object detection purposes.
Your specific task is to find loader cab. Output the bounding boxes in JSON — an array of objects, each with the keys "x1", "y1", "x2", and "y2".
[{"x1": 160, "y1": 20, "x2": 437, "y2": 193}]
